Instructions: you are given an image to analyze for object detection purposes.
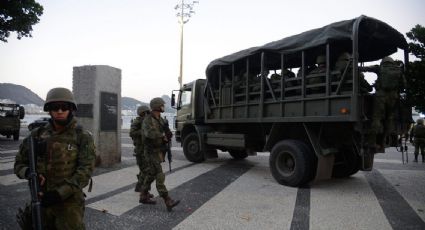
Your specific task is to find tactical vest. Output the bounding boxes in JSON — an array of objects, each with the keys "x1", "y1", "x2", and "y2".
[
  {"x1": 378, "y1": 63, "x2": 402, "y2": 91},
  {"x1": 414, "y1": 124, "x2": 425, "y2": 138},
  {"x1": 35, "y1": 126, "x2": 83, "y2": 191}
]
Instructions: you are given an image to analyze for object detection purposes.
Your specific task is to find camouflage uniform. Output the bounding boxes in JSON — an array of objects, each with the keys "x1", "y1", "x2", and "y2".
[
  {"x1": 129, "y1": 106, "x2": 150, "y2": 192},
  {"x1": 412, "y1": 119, "x2": 425, "y2": 162},
  {"x1": 361, "y1": 57, "x2": 405, "y2": 147},
  {"x1": 140, "y1": 97, "x2": 179, "y2": 211},
  {"x1": 14, "y1": 118, "x2": 95, "y2": 229}
]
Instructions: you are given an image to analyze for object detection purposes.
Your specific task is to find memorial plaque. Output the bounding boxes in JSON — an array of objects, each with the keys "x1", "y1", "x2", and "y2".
[
  {"x1": 100, "y1": 92, "x2": 118, "y2": 131},
  {"x1": 76, "y1": 104, "x2": 93, "y2": 118}
]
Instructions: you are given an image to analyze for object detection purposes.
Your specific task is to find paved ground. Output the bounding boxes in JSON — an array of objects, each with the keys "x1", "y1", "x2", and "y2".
[{"x1": 1, "y1": 128, "x2": 425, "y2": 230}]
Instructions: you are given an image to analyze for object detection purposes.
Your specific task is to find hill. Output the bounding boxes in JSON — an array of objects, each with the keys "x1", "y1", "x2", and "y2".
[
  {"x1": 0, "y1": 83, "x2": 44, "y2": 106},
  {"x1": 0, "y1": 83, "x2": 174, "y2": 113}
]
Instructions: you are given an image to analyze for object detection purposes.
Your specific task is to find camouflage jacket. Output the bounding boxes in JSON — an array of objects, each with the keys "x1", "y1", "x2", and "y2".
[
  {"x1": 129, "y1": 116, "x2": 144, "y2": 153},
  {"x1": 14, "y1": 118, "x2": 96, "y2": 201},
  {"x1": 142, "y1": 114, "x2": 167, "y2": 161}
]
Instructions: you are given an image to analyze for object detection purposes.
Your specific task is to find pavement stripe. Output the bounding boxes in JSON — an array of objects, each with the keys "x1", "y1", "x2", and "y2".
[
  {"x1": 0, "y1": 173, "x2": 26, "y2": 185},
  {"x1": 175, "y1": 158, "x2": 297, "y2": 230},
  {"x1": 0, "y1": 149, "x2": 18, "y2": 154},
  {"x1": 290, "y1": 186, "x2": 310, "y2": 230},
  {"x1": 374, "y1": 158, "x2": 403, "y2": 164},
  {"x1": 86, "y1": 159, "x2": 195, "y2": 215},
  {"x1": 0, "y1": 161, "x2": 14, "y2": 171},
  {"x1": 310, "y1": 173, "x2": 392, "y2": 230},
  {"x1": 379, "y1": 169, "x2": 425, "y2": 222},
  {"x1": 120, "y1": 159, "x2": 253, "y2": 229},
  {"x1": 365, "y1": 169, "x2": 425, "y2": 230}
]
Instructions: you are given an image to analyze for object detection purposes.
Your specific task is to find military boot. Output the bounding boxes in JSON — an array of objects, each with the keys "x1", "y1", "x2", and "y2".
[
  {"x1": 163, "y1": 196, "x2": 180, "y2": 212},
  {"x1": 134, "y1": 182, "x2": 141, "y2": 192},
  {"x1": 139, "y1": 191, "x2": 156, "y2": 204}
]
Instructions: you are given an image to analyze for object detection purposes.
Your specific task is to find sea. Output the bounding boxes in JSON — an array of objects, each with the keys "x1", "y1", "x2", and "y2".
[{"x1": 22, "y1": 113, "x2": 176, "y2": 130}]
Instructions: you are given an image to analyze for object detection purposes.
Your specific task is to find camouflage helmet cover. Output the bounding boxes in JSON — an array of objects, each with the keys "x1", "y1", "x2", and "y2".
[
  {"x1": 381, "y1": 56, "x2": 394, "y2": 64},
  {"x1": 150, "y1": 97, "x2": 166, "y2": 110},
  {"x1": 337, "y1": 52, "x2": 351, "y2": 61},
  {"x1": 137, "y1": 105, "x2": 150, "y2": 115},
  {"x1": 417, "y1": 118, "x2": 424, "y2": 124},
  {"x1": 316, "y1": 55, "x2": 326, "y2": 65},
  {"x1": 44, "y1": 87, "x2": 77, "y2": 111}
]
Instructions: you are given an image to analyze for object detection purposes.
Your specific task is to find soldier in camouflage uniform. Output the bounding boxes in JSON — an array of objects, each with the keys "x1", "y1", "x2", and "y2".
[
  {"x1": 139, "y1": 97, "x2": 180, "y2": 211},
  {"x1": 411, "y1": 118, "x2": 425, "y2": 162},
  {"x1": 361, "y1": 56, "x2": 405, "y2": 149},
  {"x1": 129, "y1": 105, "x2": 153, "y2": 194},
  {"x1": 14, "y1": 87, "x2": 96, "y2": 229}
]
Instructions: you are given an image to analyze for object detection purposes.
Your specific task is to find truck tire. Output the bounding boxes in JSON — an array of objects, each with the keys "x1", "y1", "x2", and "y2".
[
  {"x1": 183, "y1": 133, "x2": 205, "y2": 163},
  {"x1": 228, "y1": 150, "x2": 248, "y2": 160},
  {"x1": 332, "y1": 147, "x2": 360, "y2": 178},
  {"x1": 13, "y1": 131, "x2": 19, "y2": 141},
  {"x1": 269, "y1": 139, "x2": 316, "y2": 187}
]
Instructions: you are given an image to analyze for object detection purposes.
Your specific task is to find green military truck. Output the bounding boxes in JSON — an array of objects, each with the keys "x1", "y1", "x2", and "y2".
[
  {"x1": 171, "y1": 15, "x2": 411, "y2": 187},
  {"x1": 0, "y1": 102, "x2": 25, "y2": 141}
]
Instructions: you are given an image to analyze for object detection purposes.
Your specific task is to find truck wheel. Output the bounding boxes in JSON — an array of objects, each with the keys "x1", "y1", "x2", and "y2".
[
  {"x1": 183, "y1": 133, "x2": 205, "y2": 163},
  {"x1": 13, "y1": 131, "x2": 19, "y2": 141},
  {"x1": 228, "y1": 150, "x2": 248, "y2": 160},
  {"x1": 269, "y1": 139, "x2": 316, "y2": 187},
  {"x1": 332, "y1": 147, "x2": 360, "y2": 178}
]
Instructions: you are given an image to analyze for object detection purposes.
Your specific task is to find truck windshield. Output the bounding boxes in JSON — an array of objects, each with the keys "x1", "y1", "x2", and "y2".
[{"x1": 180, "y1": 90, "x2": 192, "y2": 107}]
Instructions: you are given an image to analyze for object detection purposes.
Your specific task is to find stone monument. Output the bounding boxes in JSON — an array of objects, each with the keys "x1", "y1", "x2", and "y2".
[{"x1": 72, "y1": 65, "x2": 122, "y2": 167}]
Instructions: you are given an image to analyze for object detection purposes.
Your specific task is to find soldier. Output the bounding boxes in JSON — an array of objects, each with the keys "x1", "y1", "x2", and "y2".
[
  {"x1": 361, "y1": 56, "x2": 405, "y2": 149},
  {"x1": 411, "y1": 118, "x2": 425, "y2": 162},
  {"x1": 139, "y1": 97, "x2": 180, "y2": 211},
  {"x1": 14, "y1": 87, "x2": 96, "y2": 229},
  {"x1": 129, "y1": 105, "x2": 152, "y2": 194},
  {"x1": 335, "y1": 52, "x2": 373, "y2": 94}
]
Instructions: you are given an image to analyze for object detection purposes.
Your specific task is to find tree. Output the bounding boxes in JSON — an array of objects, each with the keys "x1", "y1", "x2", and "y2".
[
  {"x1": 405, "y1": 25, "x2": 425, "y2": 114},
  {"x1": 0, "y1": 0, "x2": 43, "y2": 42}
]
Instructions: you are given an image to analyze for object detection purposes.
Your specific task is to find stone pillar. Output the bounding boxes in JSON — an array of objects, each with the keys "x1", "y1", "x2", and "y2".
[{"x1": 72, "y1": 65, "x2": 122, "y2": 167}]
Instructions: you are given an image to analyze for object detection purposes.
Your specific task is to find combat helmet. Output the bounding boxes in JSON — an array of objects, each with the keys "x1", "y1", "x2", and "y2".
[
  {"x1": 417, "y1": 118, "x2": 424, "y2": 125},
  {"x1": 381, "y1": 56, "x2": 394, "y2": 64},
  {"x1": 137, "y1": 105, "x2": 150, "y2": 116},
  {"x1": 44, "y1": 87, "x2": 77, "y2": 111},
  {"x1": 316, "y1": 55, "x2": 326, "y2": 65},
  {"x1": 150, "y1": 97, "x2": 166, "y2": 111}
]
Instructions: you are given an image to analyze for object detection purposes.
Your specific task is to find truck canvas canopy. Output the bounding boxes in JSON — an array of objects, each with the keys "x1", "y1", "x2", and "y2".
[{"x1": 206, "y1": 15, "x2": 407, "y2": 79}]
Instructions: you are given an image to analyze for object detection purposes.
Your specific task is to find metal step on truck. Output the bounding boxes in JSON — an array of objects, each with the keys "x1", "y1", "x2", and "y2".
[{"x1": 171, "y1": 15, "x2": 412, "y2": 187}]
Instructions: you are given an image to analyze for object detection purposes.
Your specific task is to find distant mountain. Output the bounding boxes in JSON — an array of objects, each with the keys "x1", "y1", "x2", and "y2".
[
  {"x1": 0, "y1": 83, "x2": 44, "y2": 106},
  {"x1": 0, "y1": 83, "x2": 175, "y2": 113}
]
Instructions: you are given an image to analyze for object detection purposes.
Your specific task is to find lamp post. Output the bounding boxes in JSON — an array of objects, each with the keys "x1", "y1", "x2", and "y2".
[{"x1": 175, "y1": 0, "x2": 198, "y2": 88}]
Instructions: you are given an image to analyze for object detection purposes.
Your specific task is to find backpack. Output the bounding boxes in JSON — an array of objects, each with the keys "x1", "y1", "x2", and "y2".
[{"x1": 378, "y1": 63, "x2": 402, "y2": 90}]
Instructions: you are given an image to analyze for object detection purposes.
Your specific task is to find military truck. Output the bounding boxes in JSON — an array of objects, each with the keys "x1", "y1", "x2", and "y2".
[
  {"x1": 0, "y1": 102, "x2": 25, "y2": 141},
  {"x1": 171, "y1": 15, "x2": 411, "y2": 187}
]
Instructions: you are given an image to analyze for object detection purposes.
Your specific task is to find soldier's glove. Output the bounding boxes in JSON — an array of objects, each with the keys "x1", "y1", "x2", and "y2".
[{"x1": 41, "y1": 190, "x2": 62, "y2": 207}]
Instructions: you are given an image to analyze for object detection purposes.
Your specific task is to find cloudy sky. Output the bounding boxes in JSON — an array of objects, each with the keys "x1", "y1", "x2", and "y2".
[{"x1": 1, "y1": 0, "x2": 424, "y2": 102}]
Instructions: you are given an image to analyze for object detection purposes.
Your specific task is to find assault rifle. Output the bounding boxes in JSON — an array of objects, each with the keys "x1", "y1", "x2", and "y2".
[
  {"x1": 28, "y1": 136, "x2": 43, "y2": 230},
  {"x1": 163, "y1": 118, "x2": 173, "y2": 172}
]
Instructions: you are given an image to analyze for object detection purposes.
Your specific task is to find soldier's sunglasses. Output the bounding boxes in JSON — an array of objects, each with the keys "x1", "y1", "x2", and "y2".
[{"x1": 49, "y1": 103, "x2": 71, "y2": 111}]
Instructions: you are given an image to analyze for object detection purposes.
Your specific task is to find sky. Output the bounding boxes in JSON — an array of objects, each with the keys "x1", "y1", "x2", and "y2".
[{"x1": 1, "y1": 0, "x2": 424, "y2": 103}]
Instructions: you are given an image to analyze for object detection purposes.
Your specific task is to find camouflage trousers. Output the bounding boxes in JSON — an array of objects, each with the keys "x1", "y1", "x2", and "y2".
[
  {"x1": 368, "y1": 91, "x2": 398, "y2": 145},
  {"x1": 414, "y1": 138, "x2": 425, "y2": 157},
  {"x1": 135, "y1": 150, "x2": 150, "y2": 191},
  {"x1": 141, "y1": 150, "x2": 168, "y2": 198}
]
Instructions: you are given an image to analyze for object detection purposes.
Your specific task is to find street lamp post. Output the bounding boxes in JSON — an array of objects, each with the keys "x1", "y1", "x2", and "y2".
[{"x1": 175, "y1": 0, "x2": 198, "y2": 88}]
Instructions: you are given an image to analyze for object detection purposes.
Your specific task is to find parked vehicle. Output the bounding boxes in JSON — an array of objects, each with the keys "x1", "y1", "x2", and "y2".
[
  {"x1": 0, "y1": 103, "x2": 25, "y2": 141},
  {"x1": 171, "y1": 16, "x2": 411, "y2": 187},
  {"x1": 28, "y1": 117, "x2": 50, "y2": 131}
]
